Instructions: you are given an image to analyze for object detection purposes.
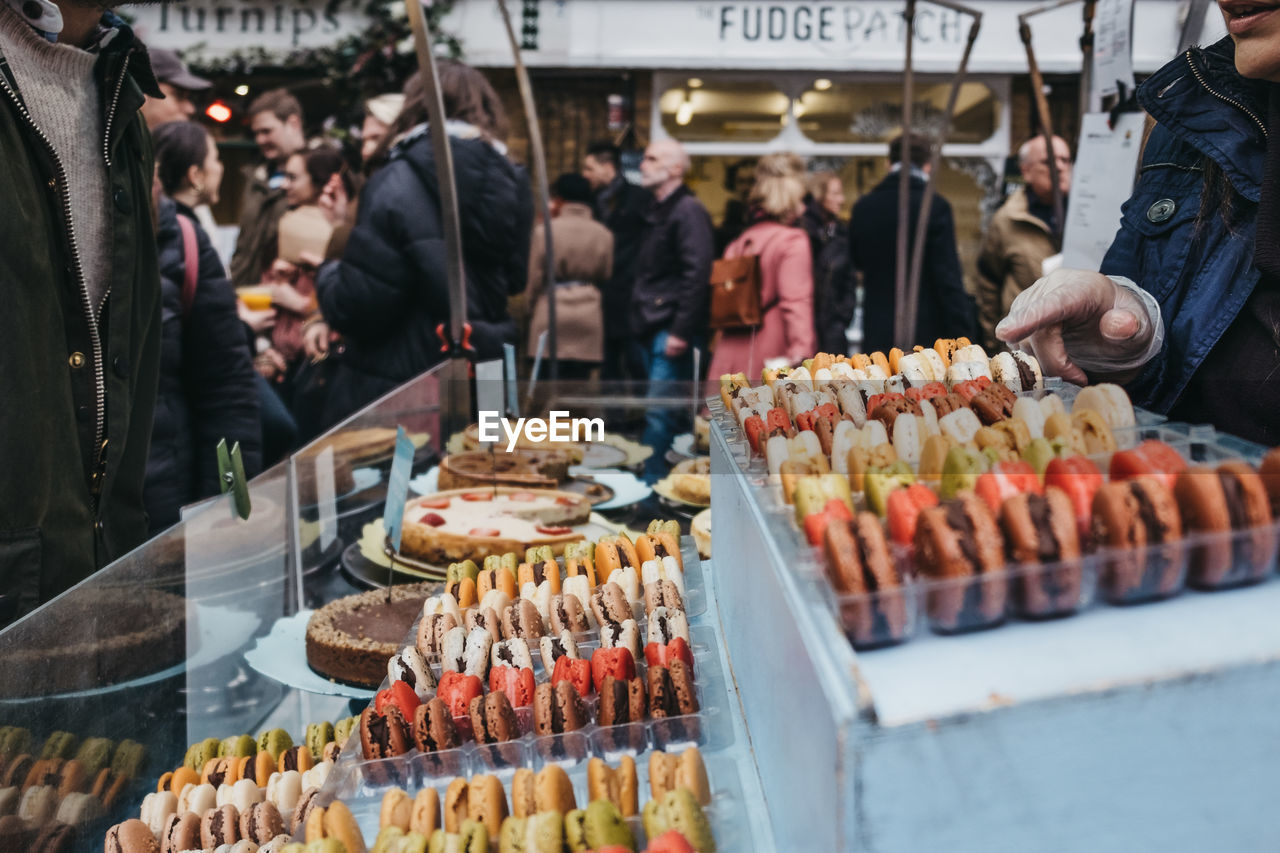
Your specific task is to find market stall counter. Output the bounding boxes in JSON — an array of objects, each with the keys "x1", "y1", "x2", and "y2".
[{"x1": 0, "y1": 365, "x2": 768, "y2": 853}]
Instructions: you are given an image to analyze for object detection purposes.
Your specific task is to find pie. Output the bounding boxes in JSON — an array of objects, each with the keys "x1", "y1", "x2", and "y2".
[
  {"x1": 672, "y1": 457, "x2": 711, "y2": 505},
  {"x1": 305, "y1": 583, "x2": 434, "y2": 687},
  {"x1": 437, "y1": 449, "x2": 576, "y2": 491},
  {"x1": 399, "y1": 487, "x2": 593, "y2": 564},
  {"x1": 461, "y1": 422, "x2": 586, "y2": 458}
]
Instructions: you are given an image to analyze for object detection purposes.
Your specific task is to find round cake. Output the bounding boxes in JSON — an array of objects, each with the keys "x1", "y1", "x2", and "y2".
[
  {"x1": 398, "y1": 487, "x2": 594, "y2": 564},
  {"x1": 437, "y1": 449, "x2": 574, "y2": 491},
  {"x1": 305, "y1": 583, "x2": 435, "y2": 688}
]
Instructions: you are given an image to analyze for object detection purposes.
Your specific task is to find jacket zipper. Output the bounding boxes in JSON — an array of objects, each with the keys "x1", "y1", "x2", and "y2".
[
  {"x1": 1185, "y1": 50, "x2": 1268, "y2": 140},
  {"x1": 0, "y1": 54, "x2": 128, "y2": 508}
]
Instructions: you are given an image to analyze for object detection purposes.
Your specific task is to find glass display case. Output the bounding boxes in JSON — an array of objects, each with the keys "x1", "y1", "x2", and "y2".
[{"x1": 0, "y1": 363, "x2": 771, "y2": 852}]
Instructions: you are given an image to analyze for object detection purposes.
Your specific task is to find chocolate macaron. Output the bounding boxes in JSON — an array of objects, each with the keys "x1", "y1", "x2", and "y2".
[
  {"x1": 533, "y1": 680, "x2": 589, "y2": 736},
  {"x1": 470, "y1": 690, "x2": 520, "y2": 744},
  {"x1": 412, "y1": 697, "x2": 459, "y2": 753},
  {"x1": 822, "y1": 512, "x2": 908, "y2": 646},
  {"x1": 914, "y1": 491, "x2": 1008, "y2": 630},
  {"x1": 1092, "y1": 476, "x2": 1184, "y2": 601},
  {"x1": 359, "y1": 704, "x2": 413, "y2": 760},
  {"x1": 1000, "y1": 487, "x2": 1083, "y2": 617},
  {"x1": 1175, "y1": 461, "x2": 1275, "y2": 587}
]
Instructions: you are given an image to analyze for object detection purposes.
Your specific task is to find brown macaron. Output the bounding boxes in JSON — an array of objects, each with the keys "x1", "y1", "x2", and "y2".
[
  {"x1": 413, "y1": 697, "x2": 459, "y2": 753},
  {"x1": 199, "y1": 803, "x2": 240, "y2": 849},
  {"x1": 1175, "y1": 462, "x2": 1274, "y2": 587},
  {"x1": 970, "y1": 384, "x2": 1016, "y2": 425},
  {"x1": 471, "y1": 690, "x2": 520, "y2": 744},
  {"x1": 549, "y1": 594, "x2": 590, "y2": 634},
  {"x1": 509, "y1": 768, "x2": 536, "y2": 818},
  {"x1": 597, "y1": 675, "x2": 646, "y2": 727},
  {"x1": 417, "y1": 611, "x2": 459, "y2": 661},
  {"x1": 1092, "y1": 476, "x2": 1183, "y2": 599},
  {"x1": 466, "y1": 774, "x2": 508, "y2": 839},
  {"x1": 277, "y1": 746, "x2": 313, "y2": 775},
  {"x1": 533, "y1": 681, "x2": 588, "y2": 736},
  {"x1": 409, "y1": 788, "x2": 439, "y2": 835},
  {"x1": 590, "y1": 582, "x2": 631, "y2": 627},
  {"x1": 359, "y1": 704, "x2": 413, "y2": 760},
  {"x1": 914, "y1": 491, "x2": 1008, "y2": 629},
  {"x1": 290, "y1": 786, "x2": 322, "y2": 835},
  {"x1": 501, "y1": 599, "x2": 545, "y2": 640},
  {"x1": 323, "y1": 800, "x2": 367, "y2": 853},
  {"x1": 239, "y1": 800, "x2": 285, "y2": 844},
  {"x1": 1259, "y1": 447, "x2": 1280, "y2": 516},
  {"x1": 1000, "y1": 488, "x2": 1083, "y2": 616},
  {"x1": 443, "y1": 777, "x2": 468, "y2": 833},
  {"x1": 464, "y1": 607, "x2": 503, "y2": 645},
  {"x1": 822, "y1": 512, "x2": 907, "y2": 646},
  {"x1": 160, "y1": 811, "x2": 201, "y2": 853},
  {"x1": 55, "y1": 759, "x2": 86, "y2": 797},
  {"x1": 643, "y1": 579, "x2": 684, "y2": 615},
  {"x1": 587, "y1": 756, "x2": 637, "y2": 817},
  {"x1": 105, "y1": 819, "x2": 157, "y2": 853},
  {"x1": 649, "y1": 747, "x2": 711, "y2": 807}
]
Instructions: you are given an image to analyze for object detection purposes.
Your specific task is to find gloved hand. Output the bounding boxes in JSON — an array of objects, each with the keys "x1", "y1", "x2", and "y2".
[{"x1": 995, "y1": 269, "x2": 1165, "y2": 385}]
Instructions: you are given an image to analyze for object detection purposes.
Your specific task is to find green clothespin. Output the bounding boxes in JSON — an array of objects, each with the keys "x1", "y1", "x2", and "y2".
[{"x1": 216, "y1": 439, "x2": 251, "y2": 520}]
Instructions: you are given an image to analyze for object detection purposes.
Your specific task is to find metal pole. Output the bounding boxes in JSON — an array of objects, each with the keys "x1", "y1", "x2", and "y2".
[
  {"x1": 905, "y1": 2, "x2": 982, "y2": 351},
  {"x1": 894, "y1": 0, "x2": 917, "y2": 350},
  {"x1": 1179, "y1": 0, "x2": 1211, "y2": 51},
  {"x1": 406, "y1": 0, "x2": 467, "y2": 352},
  {"x1": 496, "y1": 0, "x2": 558, "y2": 381},
  {"x1": 1079, "y1": 0, "x2": 1098, "y2": 117},
  {"x1": 1019, "y1": 11, "x2": 1067, "y2": 248}
]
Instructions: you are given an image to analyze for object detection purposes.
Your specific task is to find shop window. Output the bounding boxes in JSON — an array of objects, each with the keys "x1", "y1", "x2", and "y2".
[
  {"x1": 659, "y1": 80, "x2": 788, "y2": 143},
  {"x1": 796, "y1": 80, "x2": 999, "y2": 144}
]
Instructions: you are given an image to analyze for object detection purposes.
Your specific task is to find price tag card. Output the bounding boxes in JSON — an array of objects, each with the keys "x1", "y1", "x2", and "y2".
[
  {"x1": 475, "y1": 358, "x2": 505, "y2": 421},
  {"x1": 315, "y1": 445, "x2": 337, "y2": 551},
  {"x1": 1061, "y1": 112, "x2": 1146, "y2": 271},
  {"x1": 382, "y1": 427, "x2": 415, "y2": 554},
  {"x1": 504, "y1": 343, "x2": 518, "y2": 416}
]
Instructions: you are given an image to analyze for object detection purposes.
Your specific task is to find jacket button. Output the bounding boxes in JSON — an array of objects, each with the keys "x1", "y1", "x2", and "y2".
[
  {"x1": 655, "y1": 297, "x2": 664, "y2": 306},
  {"x1": 113, "y1": 187, "x2": 130, "y2": 214},
  {"x1": 1147, "y1": 198, "x2": 1176, "y2": 223},
  {"x1": 112, "y1": 356, "x2": 129, "y2": 378},
  {"x1": 69, "y1": 352, "x2": 85, "y2": 368}
]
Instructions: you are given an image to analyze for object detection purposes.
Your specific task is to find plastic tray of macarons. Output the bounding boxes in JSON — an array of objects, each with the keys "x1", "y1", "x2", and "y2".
[
  {"x1": 711, "y1": 340, "x2": 1280, "y2": 651},
  {"x1": 301, "y1": 523, "x2": 740, "y2": 853}
]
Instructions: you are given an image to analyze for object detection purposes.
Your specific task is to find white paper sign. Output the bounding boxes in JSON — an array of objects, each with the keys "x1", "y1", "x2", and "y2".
[
  {"x1": 315, "y1": 445, "x2": 337, "y2": 551},
  {"x1": 1061, "y1": 112, "x2": 1146, "y2": 272},
  {"x1": 1092, "y1": 0, "x2": 1136, "y2": 105}
]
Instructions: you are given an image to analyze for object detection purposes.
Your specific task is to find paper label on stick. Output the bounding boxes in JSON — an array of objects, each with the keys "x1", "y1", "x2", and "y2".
[
  {"x1": 315, "y1": 446, "x2": 337, "y2": 551},
  {"x1": 382, "y1": 427, "x2": 415, "y2": 553},
  {"x1": 1061, "y1": 112, "x2": 1146, "y2": 271}
]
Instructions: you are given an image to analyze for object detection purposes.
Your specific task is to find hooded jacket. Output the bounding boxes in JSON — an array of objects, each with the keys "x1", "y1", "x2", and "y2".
[
  {"x1": 1101, "y1": 38, "x2": 1268, "y2": 415},
  {"x1": 146, "y1": 199, "x2": 261, "y2": 533},
  {"x1": 316, "y1": 123, "x2": 533, "y2": 424},
  {"x1": 0, "y1": 16, "x2": 162, "y2": 620}
]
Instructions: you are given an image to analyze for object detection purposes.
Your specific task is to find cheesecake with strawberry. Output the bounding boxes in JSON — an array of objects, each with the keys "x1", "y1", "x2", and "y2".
[{"x1": 399, "y1": 487, "x2": 593, "y2": 564}]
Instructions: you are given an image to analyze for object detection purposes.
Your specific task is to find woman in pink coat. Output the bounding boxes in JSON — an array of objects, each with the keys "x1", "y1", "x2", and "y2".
[{"x1": 707, "y1": 153, "x2": 817, "y2": 382}]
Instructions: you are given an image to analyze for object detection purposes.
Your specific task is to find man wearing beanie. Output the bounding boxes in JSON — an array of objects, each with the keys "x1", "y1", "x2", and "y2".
[{"x1": 0, "y1": 0, "x2": 163, "y2": 623}]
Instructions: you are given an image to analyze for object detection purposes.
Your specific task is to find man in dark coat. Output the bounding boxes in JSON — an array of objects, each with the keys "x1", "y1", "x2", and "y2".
[
  {"x1": 147, "y1": 198, "x2": 262, "y2": 533},
  {"x1": 583, "y1": 141, "x2": 650, "y2": 382},
  {"x1": 849, "y1": 134, "x2": 977, "y2": 353},
  {"x1": 0, "y1": 0, "x2": 162, "y2": 622},
  {"x1": 316, "y1": 121, "x2": 533, "y2": 425},
  {"x1": 630, "y1": 138, "x2": 714, "y2": 482}
]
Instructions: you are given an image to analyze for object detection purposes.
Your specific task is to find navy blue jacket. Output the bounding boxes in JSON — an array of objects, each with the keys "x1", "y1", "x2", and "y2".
[{"x1": 1102, "y1": 38, "x2": 1269, "y2": 414}]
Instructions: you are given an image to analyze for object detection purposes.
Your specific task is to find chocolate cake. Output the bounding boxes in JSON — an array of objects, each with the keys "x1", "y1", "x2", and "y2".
[
  {"x1": 305, "y1": 584, "x2": 435, "y2": 688},
  {"x1": 437, "y1": 449, "x2": 574, "y2": 491}
]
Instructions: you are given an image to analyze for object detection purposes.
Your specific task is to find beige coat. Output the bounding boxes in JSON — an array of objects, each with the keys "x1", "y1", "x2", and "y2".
[
  {"x1": 976, "y1": 187, "x2": 1058, "y2": 351},
  {"x1": 526, "y1": 203, "x2": 614, "y2": 362}
]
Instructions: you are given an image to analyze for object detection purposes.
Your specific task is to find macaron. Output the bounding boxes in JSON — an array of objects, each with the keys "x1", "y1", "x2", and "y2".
[
  {"x1": 465, "y1": 775, "x2": 508, "y2": 840},
  {"x1": 54, "y1": 790, "x2": 103, "y2": 825},
  {"x1": 240, "y1": 800, "x2": 285, "y2": 844},
  {"x1": 1092, "y1": 477, "x2": 1183, "y2": 600},
  {"x1": 1175, "y1": 461, "x2": 1274, "y2": 587},
  {"x1": 105, "y1": 819, "x2": 158, "y2": 853},
  {"x1": 565, "y1": 800, "x2": 634, "y2": 851},
  {"x1": 74, "y1": 738, "x2": 115, "y2": 776},
  {"x1": 999, "y1": 487, "x2": 1083, "y2": 616},
  {"x1": 323, "y1": 800, "x2": 367, "y2": 853},
  {"x1": 303, "y1": 723, "x2": 333, "y2": 762},
  {"x1": 380, "y1": 788, "x2": 412, "y2": 831},
  {"x1": 914, "y1": 492, "x2": 1007, "y2": 630},
  {"x1": 160, "y1": 811, "x2": 202, "y2": 853},
  {"x1": 39, "y1": 732, "x2": 77, "y2": 761},
  {"x1": 409, "y1": 789, "x2": 438, "y2": 836},
  {"x1": 111, "y1": 739, "x2": 148, "y2": 779},
  {"x1": 332, "y1": 717, "x2": 358, "y2": 752},
  {"x1": 255, "y1": 730, "x2": 293, "y2": 765},
  {"x1": 220, "y1": 735, "x2": 257, "y2": 759},
  {"x1": 642, "y1": 789, "x2": 715, "y2": 853},
  {"x1": 290, "y1": 787, "x2": 322, "y2": 836},
  {"x1": 1072, "y1": 382, "x2": 1136, "y2": 429},
  {"x1": 411, "y1": 697, "x2": 458, "y2": 754},
  {"x1": 0, "y1": 814, "x2": 28, "y2": 850},
  {"x1": 30, "y1": 820, "x2": 77, "y2": 853},
  {"x1": 587, "y1": 756, "x2": 637, "y2": 818},
  {"x1": 201, "y1": 803, "x2": 241, "y2": 849},
  {"x1": 266, "y1": 770, "x2": 302, "y2": 816},
  {"x1": 650, "y1": 747, "x2": 712, "y2": 807}
]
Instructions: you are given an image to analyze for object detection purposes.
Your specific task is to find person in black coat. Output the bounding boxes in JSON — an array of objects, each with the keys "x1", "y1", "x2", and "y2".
[
  {"x1": 800, "y1": 171, "x2": 854, "y2": 355},
  {"x1": 149, "y1": 121, "x2": 262, "y2": 532},
  {"x1": 315, "y1": 63, "x2": 533, "y2": 426},
  {"x1": 849, "y1": 134, "x2": 978, "y2": 353},
  {"x1": 583, "y1": 140, "x2": 651, "y2": 382}
]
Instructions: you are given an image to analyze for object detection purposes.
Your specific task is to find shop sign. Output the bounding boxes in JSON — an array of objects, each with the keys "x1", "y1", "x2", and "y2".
[
  {"x1": 127, "y1": 0, "x2": 370, "y2": 54},
  {"x1": 708, "y1": 3, "x2": 968, "y2": 51}
]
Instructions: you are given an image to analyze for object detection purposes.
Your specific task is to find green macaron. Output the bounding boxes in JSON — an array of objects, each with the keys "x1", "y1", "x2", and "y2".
[
  {"x1": 333, "y1": 716, "x2": 358, "y2": 750},
  {"x1": 372, "y1": 827, "x2": 404, "y2": 853},
  {"x1": 305, "y1": 722, "x2": 334, "y2": 761},
  {"x1": 399, "y1": 832, "x2": 429, "y2": 853},
  {"x1": 642, "y1": 789, "x2": 716, "y2": 853},
  {"x1": 305, "y1": 840, "x2": 346, "y2": 853},
  {"x1": 110, "y1": 739, "x2": 147, "y2": 779},
  {"x1": 940, "y1": 446, "x2": 990, "y2": 500},
  {"x1": 75, "y1": 737, "x2": 115, "y2": 776},
  {"x1": 220, "y1": 734, "x2": 257, "y2": 758},
  {"x1": 256, "y1": 728, "x2": 293, "y2": 764},
  {"x1": 39, "y1": 731, "x2": 77, "y2": 760},
  {"x1": 566, "y1": 801, "x2": 634, "y2": 852},
  {"x1": 0, "y1": 727, "x2": 31, "y2": 757}
]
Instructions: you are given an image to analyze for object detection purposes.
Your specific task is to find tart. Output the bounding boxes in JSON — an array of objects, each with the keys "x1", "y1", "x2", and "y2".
[
  {"x1": 399, "y1": 487, "x2": 593, "y2": 564},
  {"x1": 671, "y1": 457, "x2": 712, "y2": 505},
  {"x1": 437, "y1": 449, "x2": 575, "y2": 491},
  {"x1": 305, "y1": 583, "x2": 435, "y2": 688}
]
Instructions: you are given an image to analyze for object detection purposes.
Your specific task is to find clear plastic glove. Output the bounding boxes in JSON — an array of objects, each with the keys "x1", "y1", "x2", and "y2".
[
  {"x1": 303, "y1": 321, "x2": 331, "y2": 360},
  {"x1": 995, "y1": 269, "x2": 1164, "y2": 385}
]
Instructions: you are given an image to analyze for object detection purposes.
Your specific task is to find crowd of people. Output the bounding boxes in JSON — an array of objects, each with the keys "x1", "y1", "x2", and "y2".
[{"x1": 16, "y1": 0, "x2": 1280, "y2": 619}]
